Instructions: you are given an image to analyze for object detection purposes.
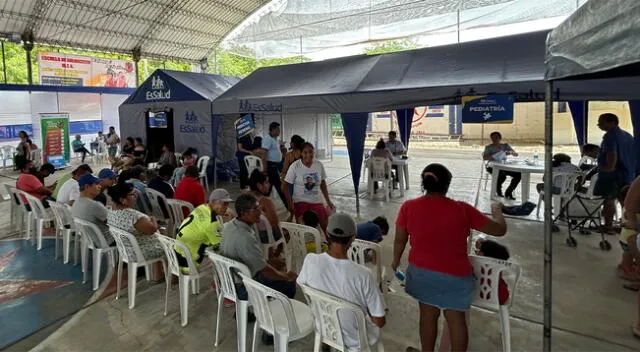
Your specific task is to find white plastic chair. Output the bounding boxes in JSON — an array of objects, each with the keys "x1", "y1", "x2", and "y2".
[
  {"x1": 75, "y1": 218, "x2": 117, "y2": 290},
  {"x1": 299, "y1": 284, "x2": 384, "y2": 352},
  {"x1": 536, "y1": 171, "x2": 582, "y2": 218},
  {"x1": 280, "y1": 222, "x2": 322, "y2": 273},
  {"x1": 156, "y1": 234, "x2": 203, "y2": 327},
  {"x1": 348, "y1": 239, "x2": 387, "y2": 293},
  {"x1": 238, "y1": 272, "x2": 314, "y2": 352},
  {"x1": 49, "y1": 202, "x2": 81, "y2": 264},
  {"x1": 174, "y1": 152, "x2": 183, "y2": 166},
  {"x1": 145, "y1": 188, "x2": 169, "y2": 221},
  {"x1": 244, "y1": 155, "x2": 264, "y2": 177},
  {"x1": 197, "y1": 156, "x2": 210, "y2": 192},
  {"x1": 5, "y1": 184, "x2": 24, "y2": 233},
  {"x1": 109, "y1": 226, "x2": 165, "y2": 309},
  {"x1": 166, "y1": 199, "x2": 194, "y2": 237},
  {"x1": 469, "y1": 255, "x2": 521, "y2": 352},
  {"x1": 93, "y1": 141, "x2": 108, "y2": 164},
  {"x1": 577, "y1": 155, "x2": 596, "y2": 169},
  {"x1": 367, "y1": 157, "x2": 392, "y2": 201},
  {"x1": 30, "y1": 149, "x2": 42, "y2": 168},
  {"x1": 1, "y1": 145, "x2": 15, "y2": 168},
  {"x1": 22, "y1": 192, "x2": 54, "y2": 250},
  {"x1": 482, "y1": 156, "x2": 491, "y2": 191},
  {"x1": 206, "y1": 250, "x2": 252, "y2": 352}
]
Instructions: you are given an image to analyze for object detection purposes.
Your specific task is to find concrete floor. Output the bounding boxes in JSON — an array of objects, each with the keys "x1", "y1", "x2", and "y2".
[{"x1": 1, "y1": 148, "x2": 640, "y2": 351}]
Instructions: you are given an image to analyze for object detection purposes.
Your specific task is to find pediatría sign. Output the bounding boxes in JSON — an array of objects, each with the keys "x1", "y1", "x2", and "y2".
[{"x1": 461, "y1": 95, "x2": 514, "y2": 123}]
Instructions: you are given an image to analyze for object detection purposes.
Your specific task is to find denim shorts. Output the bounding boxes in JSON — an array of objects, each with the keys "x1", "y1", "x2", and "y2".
[{"x1": 405, "y1": 265, "x2": 475, "y2": 312}]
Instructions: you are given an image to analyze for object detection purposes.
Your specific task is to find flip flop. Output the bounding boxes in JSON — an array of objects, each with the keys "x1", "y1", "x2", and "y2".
[
  {"x1": 632, "y1": 324, "x2": 640, "y2": 339},
  {"x1": 623, "y1": 283, "x2": 640, "y2": 291}
]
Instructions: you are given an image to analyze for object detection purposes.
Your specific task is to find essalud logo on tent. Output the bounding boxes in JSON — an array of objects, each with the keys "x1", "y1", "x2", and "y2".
[
  {"x1": 180, "y1": 111, "x2": 206, "y2": 134},
  {"x1": 146, "y1": 75, "x2": 170, "y2": 100}
]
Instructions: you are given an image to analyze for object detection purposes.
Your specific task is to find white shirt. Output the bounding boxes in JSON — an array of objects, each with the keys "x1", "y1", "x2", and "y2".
[
  {"x1": 56, "y1": 178, "x2": 79, "y2": 204},
  {"x1": 284, "y1": 159, "x2": 326, "y2": 204},
  {"x1": 297, "y1": 253, "x2": 386, "y2": 349}
]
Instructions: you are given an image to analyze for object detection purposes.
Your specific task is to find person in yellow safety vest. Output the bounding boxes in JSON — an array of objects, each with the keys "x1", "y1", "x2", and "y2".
[{"x1": 174, "y1": 188, "x2": 233, "y2": 271}]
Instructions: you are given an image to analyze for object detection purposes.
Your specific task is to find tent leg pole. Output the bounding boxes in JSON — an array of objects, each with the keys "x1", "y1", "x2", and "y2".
[
  {"x1": 356, "y1": 192, "x2": 360, "y2": 217},
  {"x1": 543, "y1": 81, "x2": 554, "y2": 352}
]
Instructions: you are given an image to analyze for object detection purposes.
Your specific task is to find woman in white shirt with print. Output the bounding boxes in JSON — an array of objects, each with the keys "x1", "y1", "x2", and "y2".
[{"x1": 284, "y1": 142, "x2": 335, "y2": 231}]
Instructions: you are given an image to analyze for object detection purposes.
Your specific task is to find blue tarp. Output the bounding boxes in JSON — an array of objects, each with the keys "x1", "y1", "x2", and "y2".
[
  {"x1": 396, "y1": 109, "x2": 413, "y2": 150},
  {"x1": 341, "y1": 113, "x2": 368, "y2": 199},
  {"x1": 568, "y1": 101, "x2": 588, "y2": 148},
  {"x1": 122, "y1": 69, "x2": 240, "y2": 105}
]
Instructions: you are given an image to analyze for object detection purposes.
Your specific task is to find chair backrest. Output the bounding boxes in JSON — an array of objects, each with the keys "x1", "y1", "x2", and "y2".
[
  {"x1": 299, "y1": 284, "x2": 372, "y2": 352},
  {"x1": 238, "y1": 272, "x2": 302, "y2": 337},
  {"x1": 1, "y1": 145, "x2": 15, "y2": 159},
  {"x1": 133, "y1": 187, "x2": 152, "y2": 215},
  {"x1": 22, "y1": 192, "x2": 49, "y2": 219},
  {"x1": 49, "y1": 202, "x2": 75, "y2": 231},
  {"x1": 470, "y1": 255, "x2": 521, "y2": 310},
  {"x1": 577, "y1": 155, "x2": 596, "y2": 168},
  {"x1": 347, "y1": 239, "x2": 383, "y2": 284},
  {"x1": 206, "y1": 251, "x2": 251, "y2": 301},
  {"x1": 5, "y1": 184, "x2": 20, "y2": 206},
  {"x1": 280, "y1": 222, "x2": 322, "y2": 273},
  {"x1": 155, "y1": 234, "x2": 198, "y2": 276},
  {"x1": 108, "y1": 225, "x2": 148, "y2": 263},
  {"x1": 75, "y1": 217, "x2": 110, "y2": 249},
  {"x1": 166, "y1": 199, "x2": 194, "y2": 236},
  {"x1": 244, "y1": 155, "x2": 263, "y2": 175},
  {"x1": 197, "y1": 156, "x2": 210, "y2": 176},
  {"x1": 14, "y1": 189, "x2": 31, "y2": 212},
  {"x1": 174, "y1": 152, "x2": 183, "y2": 166},
  {"x1": 30, "y1": 149, "x2": 42, "y2": 166},
  {"x1": 554, "y1": 172, "x2": 582, "y2": 199},
  {"x1": 582, "y1": 173, "x2": 599, "y2": 197},
  {"x1": 368, "y1": 157, "x2": 391, "y2": 181},
  {"x1": 145, "y1": 188, "x2": 169, "y2": 220}
]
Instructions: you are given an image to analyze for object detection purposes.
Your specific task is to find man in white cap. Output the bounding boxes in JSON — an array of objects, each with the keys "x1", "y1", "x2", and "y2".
[
  {"x1": 174, "y1": 188, "x2": 233, "y2": 271},
  {"x1": 297, "y1": 213, "x2": 386, "y2": 350}
]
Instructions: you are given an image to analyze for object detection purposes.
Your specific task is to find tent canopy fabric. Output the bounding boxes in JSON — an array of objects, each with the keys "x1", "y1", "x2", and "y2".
[
  {"x1": 545, "y1": 0, "x2": 640, "y2": 81},
  {"x1": 122, "y1": 69, "x2": 240, "y2": 105},
  {"x1": 212, "y1": 30, "x2": 640, "y2": 115}
]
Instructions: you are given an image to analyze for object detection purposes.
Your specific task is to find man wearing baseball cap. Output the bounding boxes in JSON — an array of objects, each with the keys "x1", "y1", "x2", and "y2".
[
  {"x1": 71, "y1": 174, "x2": 114, "y2": 245},
  {"x1": 94, "y1": 168, "x2": 118, "y2": 206},
  {"x1": 297, "y1": 213, "x2": 386, "y2": 350},
  {"x1": 174, "y1": 188, "x2": 233, "y2": 271}
]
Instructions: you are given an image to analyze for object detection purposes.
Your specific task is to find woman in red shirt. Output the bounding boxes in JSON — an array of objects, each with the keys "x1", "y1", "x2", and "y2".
[{"x1": 392, "y1": 163, "x2": 506, "y2": 351}]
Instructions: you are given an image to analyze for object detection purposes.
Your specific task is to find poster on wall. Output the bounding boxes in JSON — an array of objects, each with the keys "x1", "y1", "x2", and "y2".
[
  {"x1": 38, "y1": 52, "x2": 136, "y2": 88},
  {"x1": 235, "y1": 114, "x2": 255, "y2": 138},
  {"x1": 149, "y1": 111, "x2": 168, "y2": 128},
  {"x1": 461, "y1": 95, "x2": 514, "y2": 123},
  {"x1": 39, "y1": 113, "x2": 70, "y2": 168}
]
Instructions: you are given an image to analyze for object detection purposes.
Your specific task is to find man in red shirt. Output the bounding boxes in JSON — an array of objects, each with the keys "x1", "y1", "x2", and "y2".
[
  {"x1": 174, "y1": 165, "x2": 206, "y2": 215},
  {"x1": 16, "y1": 160, "x2": 56, "y2": 205}
]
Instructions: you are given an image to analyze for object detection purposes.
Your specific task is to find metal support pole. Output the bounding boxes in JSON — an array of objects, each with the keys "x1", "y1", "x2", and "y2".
[
  {"x1": 1, "y1": 41, "x2": 6, "y2": 84},
  {"x1": 132, "y1": 47, "x2": 141, "y2": 87},
  {"x1": 23, "y1": 42, "x2": 34, "y2": 85},
  {"x1": 583, "y1": 101, "x2": 589, "y2": 145},
  {"x1": 543, "y1": 81, "x2": 554, "y2": 352}
]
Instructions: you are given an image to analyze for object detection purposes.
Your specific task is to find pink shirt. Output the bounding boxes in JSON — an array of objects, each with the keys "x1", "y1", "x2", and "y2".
[{"x1": 17, "y1": 174, "x2": 46, "y2": 200}]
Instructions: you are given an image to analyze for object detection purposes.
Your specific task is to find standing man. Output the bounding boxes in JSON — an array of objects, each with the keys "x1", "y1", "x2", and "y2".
[
  {"x1": 297, "y1": 213, "x2": 386, "y2": 350},
  {"x1": 261, "y1": 122, "x2": 287, "y2": 206},
  {"x1": 594, "y1": 113, "x2": 636, "y2": 233},
  {"x1": 106, "y1": 126, "x2": 120, "y2": 161}
]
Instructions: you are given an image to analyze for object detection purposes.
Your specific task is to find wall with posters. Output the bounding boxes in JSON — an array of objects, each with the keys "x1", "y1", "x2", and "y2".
[{"x1": 38, "y1": 52, "x2": 136, "y2": 88}]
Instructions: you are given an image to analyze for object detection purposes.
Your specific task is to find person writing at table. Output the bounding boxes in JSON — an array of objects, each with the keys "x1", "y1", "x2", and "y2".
[
  {"x1": 483, "y1": 131, "x2": 521, "y2": 200},
  {"x1": 386, "y1": 131, "x2": 405, "y2": 189}
]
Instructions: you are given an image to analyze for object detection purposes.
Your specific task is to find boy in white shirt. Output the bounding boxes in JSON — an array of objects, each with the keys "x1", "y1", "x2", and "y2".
[{"x1": 297, "y1": 213, "x2": 386, "y2": 350}]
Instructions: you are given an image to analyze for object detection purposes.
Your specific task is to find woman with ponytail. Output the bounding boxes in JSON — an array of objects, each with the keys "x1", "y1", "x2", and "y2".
[{"x1": 392, "y1": 163, "x2": 507, "y2": 351}]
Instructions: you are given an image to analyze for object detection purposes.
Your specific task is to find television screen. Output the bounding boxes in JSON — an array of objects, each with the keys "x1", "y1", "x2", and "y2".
[{"x1": 149, "y1": 111, "x2": 167, "y2": 128}]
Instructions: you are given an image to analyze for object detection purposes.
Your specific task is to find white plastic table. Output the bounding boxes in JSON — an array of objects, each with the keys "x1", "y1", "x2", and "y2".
[
  {"x1": 488, "y1": 160, "x2": 545, "y2": 203},
  {"x1": 393, "y1": 158, "x2": 410, "y2": 197}
]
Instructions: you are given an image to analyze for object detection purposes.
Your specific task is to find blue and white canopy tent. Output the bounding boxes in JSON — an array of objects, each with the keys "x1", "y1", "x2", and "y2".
[
  {"x1": 543, "y1": 1, "x2": 640, "y2": 349},
  {"x1": 119, "y1": 69, "x2": 240, "y2": 173},
  {"x1": 213, "y1": 30, "x2": 640, "y2": 214}
]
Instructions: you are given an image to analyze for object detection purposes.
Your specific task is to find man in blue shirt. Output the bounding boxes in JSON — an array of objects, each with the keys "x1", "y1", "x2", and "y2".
[
  {"x1": 356, "y1": 216, "x2": 390, "y2": 243},
  {"x1": 594, "y1": 113, "x2": 636, "y2": 232},
  {"x1": 261, "y1": 122, "x2": 287, "y2": 206}
]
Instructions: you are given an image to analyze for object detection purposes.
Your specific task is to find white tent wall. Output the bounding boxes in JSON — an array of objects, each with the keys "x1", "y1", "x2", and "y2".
[{"x1": 29, "y1": 92, "x2": 59, "y2": 151}]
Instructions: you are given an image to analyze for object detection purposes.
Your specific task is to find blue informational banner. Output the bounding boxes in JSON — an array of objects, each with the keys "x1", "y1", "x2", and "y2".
[
  {"x1": 149, "y1": 111, "x2": 168, "y2": 128},
  {"x1": 461, "y1": 95, "x2": 514, "y2": 124},
  {"x1": 0, "y1": 124, "x2": 33, "y2": 140},
  {"x1": 47, "y1": 154, "x2": 67, "y2": 169},
  {"x1": 69, "y1": 120, "x2": 103, "y2": 134},
  {"x1": 235, "y1": 114, "x2": 255, "y2": 139}
]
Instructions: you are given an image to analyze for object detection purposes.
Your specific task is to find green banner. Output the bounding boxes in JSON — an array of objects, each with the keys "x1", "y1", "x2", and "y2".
[{"x1": 40, "y1": 113, "x2": 70, "y2": 168}]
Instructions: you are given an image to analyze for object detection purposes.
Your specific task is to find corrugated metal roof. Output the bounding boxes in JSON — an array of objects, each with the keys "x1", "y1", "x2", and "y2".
[{"x1": 0, "y1": 0, "x2": 267, "y2": 62}]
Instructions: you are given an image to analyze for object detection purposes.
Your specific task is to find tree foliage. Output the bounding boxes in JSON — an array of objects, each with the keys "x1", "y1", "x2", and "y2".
[
  {"x1": 0, "y1": 42, "x2": 310, "y2": 85},
  {"x1": 362, "y1": 39, "x2": 419, "y2": 55}
]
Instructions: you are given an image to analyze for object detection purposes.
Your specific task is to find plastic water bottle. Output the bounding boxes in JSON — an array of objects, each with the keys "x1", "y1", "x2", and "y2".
[
  {"x1": 533, "y1": 152, "x2": 540, "y2": 165},
  {"x1": 394, "y1": 269, "x2": 405, "y2": 282}
]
